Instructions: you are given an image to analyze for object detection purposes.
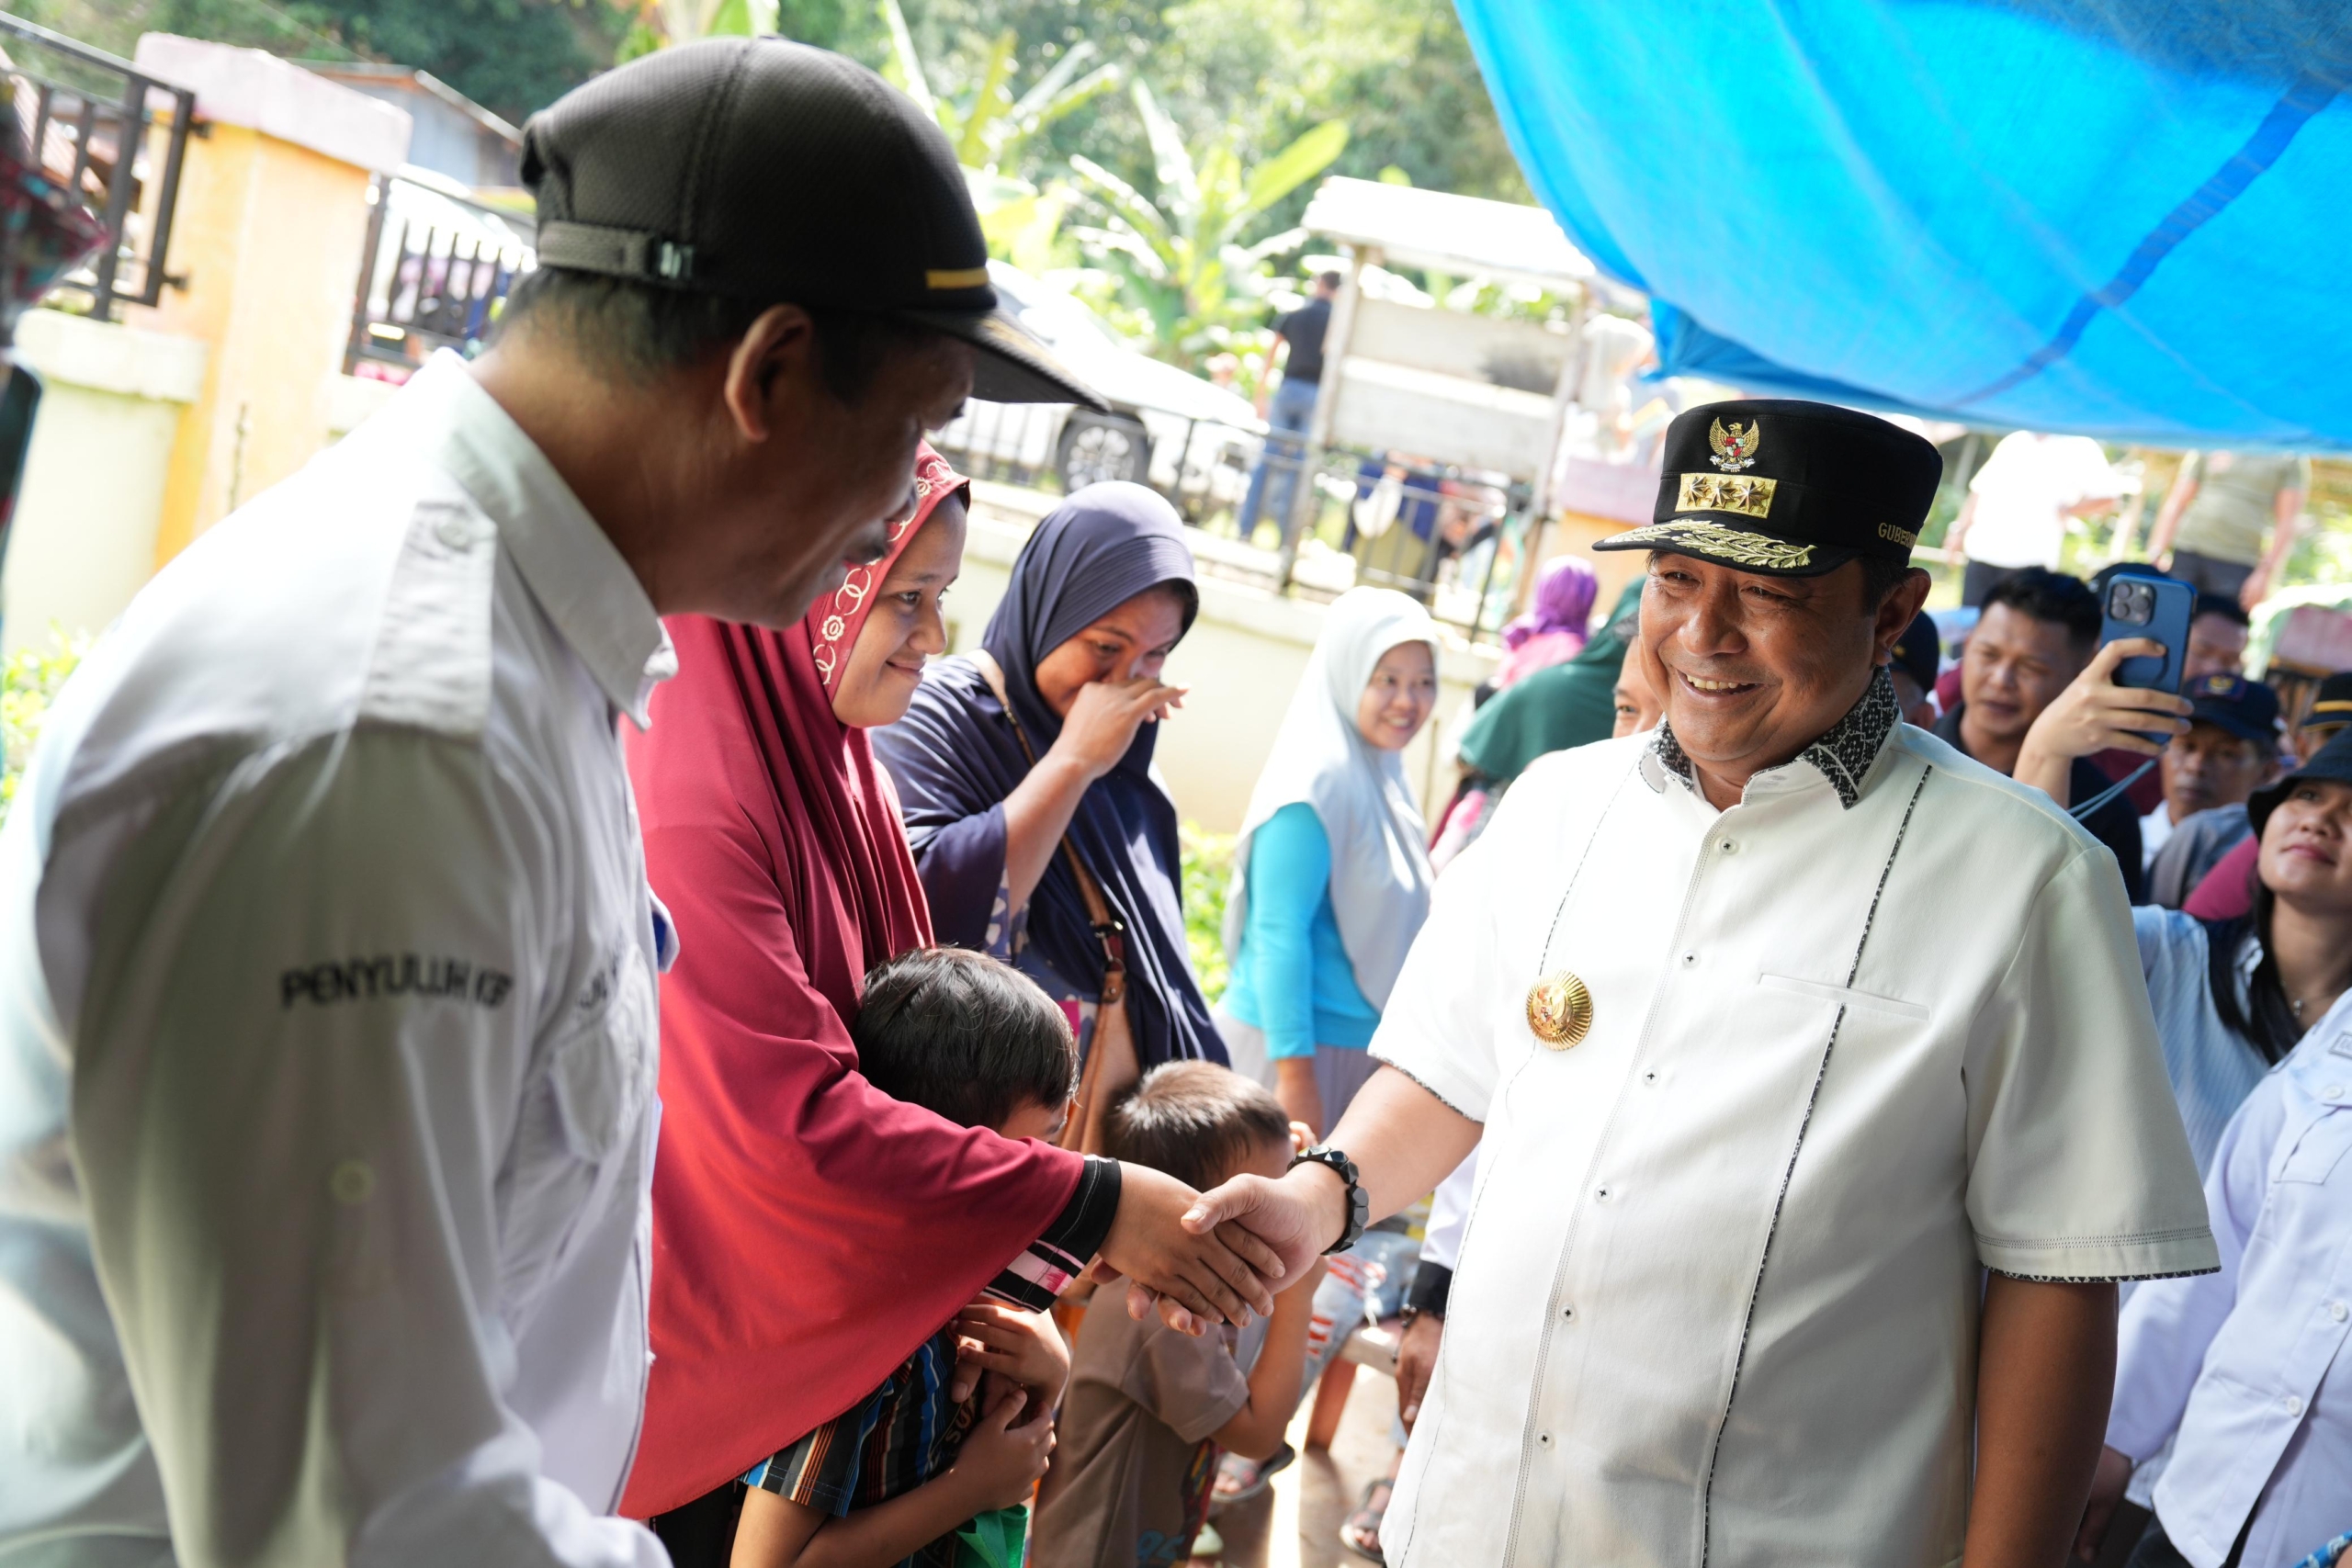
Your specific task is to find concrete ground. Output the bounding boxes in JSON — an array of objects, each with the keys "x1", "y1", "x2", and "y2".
[{"x1": 1200, "y1": 1369, "x2": 1401, "y2": 1568}]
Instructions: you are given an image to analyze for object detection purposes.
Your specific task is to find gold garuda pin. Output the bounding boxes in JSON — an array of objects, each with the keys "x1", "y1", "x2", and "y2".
[
  {"x1": 1525, "y1": 971, "x2": 1594, "y2": 1049},
  {"x1": 1708, "y1": 416, "x2": 1762, "y2": 472}
]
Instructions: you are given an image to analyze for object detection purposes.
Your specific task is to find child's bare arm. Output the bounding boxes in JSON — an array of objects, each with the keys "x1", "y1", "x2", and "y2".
[
  {"x1": 1212, "y1": 1260, "x2": 1326, "y2": 1461},
  {"x1": 729, "y1": 1384, "x2": 1052, "y2": 1568}
]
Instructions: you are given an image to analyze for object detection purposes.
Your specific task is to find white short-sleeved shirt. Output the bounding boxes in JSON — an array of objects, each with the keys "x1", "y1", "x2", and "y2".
[
  {"x1": 1375, "y1": 672, "x2": 2215, "y2": 1568},
  {"x1": 1962, "y1": 431, "x2": 2120, "y2": 569},
  {"x1": 0, "y1": 355, "x2": 673, "y2": 1566}
]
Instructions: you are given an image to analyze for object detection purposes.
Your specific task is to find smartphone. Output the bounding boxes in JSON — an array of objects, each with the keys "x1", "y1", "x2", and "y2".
[{"x1": 2098, "y1": 570, "x2": 2195, "y2": 694}]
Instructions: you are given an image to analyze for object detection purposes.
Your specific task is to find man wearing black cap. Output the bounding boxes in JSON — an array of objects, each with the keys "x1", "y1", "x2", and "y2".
[
  {"x1": 1178, "y1": 400, "x2": 2216, "y2": 1566},
  {"x1": 0, "y1": 39, "x2": 1278, "y2": 1568},
  {"x1": 2293, "y1": 670, "x2": 2352, "y2": 762}
]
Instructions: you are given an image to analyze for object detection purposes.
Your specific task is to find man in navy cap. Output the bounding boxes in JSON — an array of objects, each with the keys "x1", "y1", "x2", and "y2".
[
  {"x1": 1180, "y1": 399, "x2": 2216, "y2": 1567},
  {"x1": 2142, "y1": 674, "x2": 2283, "y2": 905}
]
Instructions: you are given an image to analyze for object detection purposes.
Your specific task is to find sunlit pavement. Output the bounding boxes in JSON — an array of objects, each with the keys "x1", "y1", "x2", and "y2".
[{"x1": 1203, "y1": 1371, "x2": 1400, "y2": 1568}]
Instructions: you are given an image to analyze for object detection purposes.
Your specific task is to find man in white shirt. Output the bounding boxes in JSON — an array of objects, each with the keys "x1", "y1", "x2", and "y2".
[
  {"x1": 1950, "y1": 429, "x2": 2121, "y2": 604},
  {"x1": 1182, "y1": 400, "x2": 2217, "y2": 1567},
  {"x1": 0, "y1": 40, "x2": 1276, "y2": 1568}
]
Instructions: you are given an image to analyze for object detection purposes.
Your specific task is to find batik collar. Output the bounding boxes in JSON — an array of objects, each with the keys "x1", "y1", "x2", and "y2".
[{"x1": 1645, "y1": 665, "x2": 1899, "y2": 810}]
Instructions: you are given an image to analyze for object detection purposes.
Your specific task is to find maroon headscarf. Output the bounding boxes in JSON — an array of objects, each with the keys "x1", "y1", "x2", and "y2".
[{"x1": 622, "y1": 451, "x2": 1083, "y2": 1516}]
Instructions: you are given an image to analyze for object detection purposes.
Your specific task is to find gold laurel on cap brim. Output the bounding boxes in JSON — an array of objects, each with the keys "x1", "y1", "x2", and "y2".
[{"x1": 1593, "y1": 518, "x2": 1820, "y2": 571}]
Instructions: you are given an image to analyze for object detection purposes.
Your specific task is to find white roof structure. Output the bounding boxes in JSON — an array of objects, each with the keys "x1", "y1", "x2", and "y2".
[{"x1": 1300, "y1": 176, "x2": 1602, "y2": 294}]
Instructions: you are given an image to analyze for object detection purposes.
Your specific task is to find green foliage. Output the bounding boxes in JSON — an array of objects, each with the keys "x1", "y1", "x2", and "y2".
[
  {"x1": 1, "y1": 633, "x2": 85, "y2": 829},
  {"x1": 28, "y1": 0, "x2": 631, "y2": 122},
  {"x1": 877, "y1": 0, "x2": 1122, "y2": 173},
  {"x1": 1066, "y1": 79, "x2": 1343, "y2": 367},
  {"x1": 1179, "y1": 820, "x2": 1233, "y2": 1005}
]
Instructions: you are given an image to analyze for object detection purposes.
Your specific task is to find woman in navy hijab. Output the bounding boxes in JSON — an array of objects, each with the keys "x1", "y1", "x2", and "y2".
[{"x1": 874, "y1": 483, "x2": 1226, "y2": 1147}]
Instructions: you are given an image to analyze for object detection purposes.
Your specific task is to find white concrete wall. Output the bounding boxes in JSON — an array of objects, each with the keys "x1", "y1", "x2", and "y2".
[
  {"x1": 955, "y1": 482, "x2": 1498, "y2": 831},
  {"x1": 5, "y1": 310, "x2": 207, "y2": 654}
]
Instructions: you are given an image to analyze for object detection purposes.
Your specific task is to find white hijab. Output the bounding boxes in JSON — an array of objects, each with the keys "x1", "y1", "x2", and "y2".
[{"x1": 1226, "y1": 588, "x2": 1440, "y2": 1010}]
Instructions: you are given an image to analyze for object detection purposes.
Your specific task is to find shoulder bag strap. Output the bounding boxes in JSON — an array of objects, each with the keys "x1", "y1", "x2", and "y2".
[{"x1": 968, "y1": 650, "x2": 1139, "y2": 1155}]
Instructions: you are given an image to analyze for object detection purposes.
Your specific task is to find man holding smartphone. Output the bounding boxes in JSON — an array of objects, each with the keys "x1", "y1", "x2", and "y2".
[{"x1": 1176, "y1": 400, "x2": 2216, "y2": 1568}]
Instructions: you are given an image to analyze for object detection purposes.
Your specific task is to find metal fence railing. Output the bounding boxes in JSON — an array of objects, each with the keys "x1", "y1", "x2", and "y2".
[
  {"x1": 936, "y1": 395, "x2": 1526, "y2": 645},
  {"x1": 0, "y1": 12, "x2": 197, "y2": 321},
  {"x1": 1254, "y1": 435, "x2": 1528, "y2": 646},
  {"x1": 345, "y1": 174, "x2": 535, "y2": 378}
]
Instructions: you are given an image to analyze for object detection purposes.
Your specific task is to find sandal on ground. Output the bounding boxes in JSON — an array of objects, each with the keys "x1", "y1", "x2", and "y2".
[
  {"x1": 1340, "y1": 1477, "x2": 1395, "y2": 1562},
  {"x1": 1208, "y1": 1443, "x2": 1295, "y2": 1512}
]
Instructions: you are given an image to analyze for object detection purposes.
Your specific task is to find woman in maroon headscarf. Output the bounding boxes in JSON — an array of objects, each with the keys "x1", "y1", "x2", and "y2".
[
  {"x1": 621, "y1": 450, "x2": 1282, "y2": 1558},
  {"x1": 620, "y1": 453, "x2": 1089, "y2": 1547}
]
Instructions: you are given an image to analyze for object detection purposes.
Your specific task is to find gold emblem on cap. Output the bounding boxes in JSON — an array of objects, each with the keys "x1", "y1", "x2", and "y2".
[
  {"x1": 1526, "y1": 971, "x2": 1594, "y2": 1049},
  {"x1": 925, "y1": 266, "x2": 990, "y2": 290},
  {"x1": 1677, "y1": 472, "x2": 1777, "y2": 519},
  {"x1": 1708, "y1": 416, "x2": 1763, "y2": 471}
]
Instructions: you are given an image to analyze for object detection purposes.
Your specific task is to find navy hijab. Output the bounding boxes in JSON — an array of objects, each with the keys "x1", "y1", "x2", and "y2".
[{"x1": 875, "y1": 483, "x2": 1226, "y2": 1068}]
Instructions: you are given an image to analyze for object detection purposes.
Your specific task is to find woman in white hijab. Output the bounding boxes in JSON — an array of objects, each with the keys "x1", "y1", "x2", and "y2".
[
  {"x1": 1207, "y1": 588, "x2": 1441, "y2": 1524},
  {"x1": 1220, "y1": 586, "x2": 1442, "y2": 1131}
]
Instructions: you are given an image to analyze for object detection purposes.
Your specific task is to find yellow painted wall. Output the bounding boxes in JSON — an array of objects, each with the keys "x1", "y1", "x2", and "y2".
[
  {"x1": 5, "y1": 311, "x2": 207, "y2": 653},
  {"x1": 130, "y1": 123, "x2": 377, "y2": 566}
]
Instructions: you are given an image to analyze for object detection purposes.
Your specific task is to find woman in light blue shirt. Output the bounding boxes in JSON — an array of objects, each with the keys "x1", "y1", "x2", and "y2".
[
  {"x1": 2132, "y1": 735, "x2": 2352, "y2": 1177},
  {"x1": 1220, "y1": 588, "x2": 1441, "y2": 1133},
  {"x1": 1211, "y1": 588, "x2": 1440, "y2": 1531}
]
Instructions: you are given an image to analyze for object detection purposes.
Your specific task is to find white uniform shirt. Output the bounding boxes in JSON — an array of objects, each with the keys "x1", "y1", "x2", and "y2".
[
  {"x1": 1375, "y1": 673, "x2": 2215, "y2": 1568},
  {"x1": 0, "y1": 355, "x2": 673, "y2": 1567},
  {"x1": 2108, "y1": 995, "x2": 2352, "y2": 1568}
]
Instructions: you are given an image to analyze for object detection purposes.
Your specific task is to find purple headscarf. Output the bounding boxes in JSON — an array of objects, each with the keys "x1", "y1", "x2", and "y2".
[
  {"x1": 1493, "y1": 556, "x2": 1600, "y2": 689},
  {"x1": 1505, "y1": 556, "x2": 1600, "y2": 649},
  {"x1": 872, "y1": 482, "x2": 1226, "y2": 1068}
]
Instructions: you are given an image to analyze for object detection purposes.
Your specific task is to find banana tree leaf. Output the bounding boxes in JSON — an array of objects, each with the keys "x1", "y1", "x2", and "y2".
[
  {"x1": 1008, "y1": 39, "x2": 1102, "y2": 122},
  {"x1": 876, "y1": 0, "x2": 935, "y2": 118},
  {"x1": 1240, "y1": 119, "x2": 1349, "y2": 222},
  {"x1": 1069, "y1": 156, "x2": 1178, "y2": 262},
  {"x1": 1131, "y1": 81, "x2": 1202, "y2": 221},
  {"x1": 703, "y1": 0, "x2": 776, "y2": 34},
  {"x1": 957, "y1": 31, "x2": 1019, "y2": 165}
]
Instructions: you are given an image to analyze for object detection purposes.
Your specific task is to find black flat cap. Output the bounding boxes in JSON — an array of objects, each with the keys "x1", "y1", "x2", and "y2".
[
  {"x1": 1594, "y1": 399, "x2": 1942, "y2": 577},
  {"x1": 520, "y1": 39, "x2": 1104, "y2": 409},
  {"x1": 2250, "y1": 723, "x2": 2352, "y2": 838}
]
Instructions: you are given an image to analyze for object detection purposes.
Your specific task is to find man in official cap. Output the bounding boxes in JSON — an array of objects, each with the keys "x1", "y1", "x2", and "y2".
[
  {"x1": 1180, "y1": 400, "x2": 2217, "y2": 1566},
  {"x1": 0, "y1": 39, "x2": 1278, "y2": 1567}
]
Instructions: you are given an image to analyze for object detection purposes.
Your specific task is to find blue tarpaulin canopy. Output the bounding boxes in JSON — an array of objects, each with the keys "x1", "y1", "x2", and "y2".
[{"x1": 1452, "y1": 1, "x2": 2352, "y2": 451}]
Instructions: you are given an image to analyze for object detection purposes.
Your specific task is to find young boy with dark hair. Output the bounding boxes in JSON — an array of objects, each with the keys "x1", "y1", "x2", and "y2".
[
  {"x1": 732, "y1": 947, "x2": 1078, "y2": 1568},
  {"x1": 1034, "y1": 1062, "x2": 1323, "y2": 1568}
]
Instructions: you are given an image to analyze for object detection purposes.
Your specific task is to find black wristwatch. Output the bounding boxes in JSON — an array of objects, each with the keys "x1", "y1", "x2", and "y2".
[
  {"x1": 1289, "y1": 1143, "x2": 1368, "y2": 1255},
  {"x1": 1400, "y1": 1262, "x2": 1453, "y2": 1328}
]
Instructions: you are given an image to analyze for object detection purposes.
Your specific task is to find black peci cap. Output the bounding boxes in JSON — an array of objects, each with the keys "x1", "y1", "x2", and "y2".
[
  {"x1": 1594, "y1": 399, "x2": 1942, "y2": 577},
  {"x1": 520, "y1": 39, "x2": 1104, "y2": 409}
]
